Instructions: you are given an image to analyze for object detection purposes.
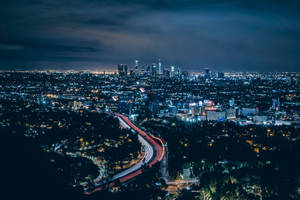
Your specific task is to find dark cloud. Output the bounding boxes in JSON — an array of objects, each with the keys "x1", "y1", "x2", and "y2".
[{"x1": 0, "y1": 0, "x2": 299, "y2": 71}]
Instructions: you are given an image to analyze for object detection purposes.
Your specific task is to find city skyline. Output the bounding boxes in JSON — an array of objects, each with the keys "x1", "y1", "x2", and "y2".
[
  {"x1": 1, "y1": 0, "x2": 300, "y2": 71},
  {"x1": 1, "y1": 70, "x2": 300, "y2": 200}
]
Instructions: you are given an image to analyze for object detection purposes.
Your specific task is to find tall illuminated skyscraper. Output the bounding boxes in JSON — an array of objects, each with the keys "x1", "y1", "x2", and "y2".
[
  {"x1": 124, "y1": 65, "x2": 128, "y2": 75},
  {"x1": 177, "y1": 66, "x2": 181, "y2": 75},
  {"x1": 158, "y1": 59, "x2": 162, "y2": 75},
  {"x1": 135, "y1": 60, "x2": 139, "y2": 73},
  {"x1": 151, "y1": 63, "x2": 157, "y2": 77},
  {"x1": 171, "y1": 66, "x2": 175, "y2": 73},
  {"x1": 170, "y1": 66, "x2": 175, "y2": 77}
]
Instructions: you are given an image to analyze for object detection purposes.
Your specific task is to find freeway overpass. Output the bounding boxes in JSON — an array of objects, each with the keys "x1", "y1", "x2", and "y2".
[{"x1": 85, "y1": 113, "x2": 164, "y2": 194}]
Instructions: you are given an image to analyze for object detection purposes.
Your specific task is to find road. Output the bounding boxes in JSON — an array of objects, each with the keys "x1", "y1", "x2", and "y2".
[
  {"x1": 110, "y1": 134, "x2": 153, "y2": 181},
  {"x1": 85, "y1": 113, "x2": 164, "y2": 194}
]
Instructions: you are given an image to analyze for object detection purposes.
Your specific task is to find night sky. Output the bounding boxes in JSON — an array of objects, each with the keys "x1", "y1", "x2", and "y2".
[{"x1": 0, "y1": 0, "x2": 299, "y2": 71}]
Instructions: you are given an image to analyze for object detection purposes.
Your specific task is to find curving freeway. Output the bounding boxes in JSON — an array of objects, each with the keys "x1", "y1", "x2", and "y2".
[{"x1": 84, "y1": 113, "x2": 164, "y2": 194}]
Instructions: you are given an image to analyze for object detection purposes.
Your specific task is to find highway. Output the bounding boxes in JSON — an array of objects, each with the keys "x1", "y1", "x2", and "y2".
[
  {"x1": 110, "y1": 134, "x2": 153, "y2": 181},
  {"x1": 85, "y1": 113, "x2": 164, "y2": 194}
]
